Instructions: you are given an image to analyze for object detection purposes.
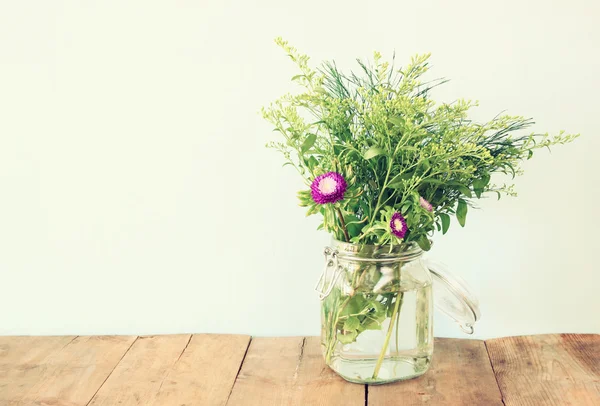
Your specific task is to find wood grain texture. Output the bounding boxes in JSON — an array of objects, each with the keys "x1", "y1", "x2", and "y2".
[
  {"x1": 368, "y1": 338, "x2": 504, "y2": 406},
  {"x1": 86, "y1": 334, "x2": 191, "y2": 406},
  {"x1": 0, "y1": 335, "x2": 135, "y2": 406},
  {"x1": 0, "y1": 336, "x2": 77, "y2": 404},
  {"x1": 151, "y1": 334, "x2": 250, "y2": 406},
  {"x1": 2, "y1": 334, "x2": 598, "y2": 406},
  {"x1": 227, "y1": 336, "x2": 364, "y2": 406},
  {"x1": 85, "y1": 334, "x2": 250, "y2": 406},
  {"x1": 486, "y1": 334, "x2": 600, "y2": 406}
]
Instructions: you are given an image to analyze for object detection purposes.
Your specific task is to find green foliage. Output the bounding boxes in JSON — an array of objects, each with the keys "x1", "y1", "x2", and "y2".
[
  {"x1": 456, "y1": 199, "x2": 468, "y2": 227},
  {"x1": 323, "y1": 289, "x2": 389, "y2": 350},
  {"x1": 264, "y1": 38, "x2": 579, "y2": 248}
]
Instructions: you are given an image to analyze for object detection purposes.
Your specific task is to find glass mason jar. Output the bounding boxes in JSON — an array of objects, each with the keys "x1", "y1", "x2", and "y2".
[{"x1": 317, "y1": 239, "x2": 480, "y2": 384}]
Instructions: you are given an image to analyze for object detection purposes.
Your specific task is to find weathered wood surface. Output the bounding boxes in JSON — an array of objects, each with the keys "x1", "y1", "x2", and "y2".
[
  {"x1": 0, "y1": 335, "x2": 135, "y2": 406},
  {"x1": 486, "y1": 334, "x2": 600, "y2": 406},
  {"x1": 0, "y1": 334, "x2": 597, "y2": 405},
  {"x1": 369, "y1": 338, "x2": 504, "y2": 405},
  {"x1": 86, "y1": 334, "x2": 250, "y2": 406},
  {"x1": 227, "y1": 336, "x2": 364, "y2": 406}
]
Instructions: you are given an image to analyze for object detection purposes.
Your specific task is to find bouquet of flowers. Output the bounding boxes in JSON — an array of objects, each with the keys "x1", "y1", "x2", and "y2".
[{"x1": 263, "y1": 38, "x2": 578, "y2": 382}]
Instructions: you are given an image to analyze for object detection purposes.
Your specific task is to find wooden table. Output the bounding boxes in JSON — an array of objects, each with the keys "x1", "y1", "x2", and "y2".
[{"x1": 0, "y1": 334, "x2": 598, "y2": 405}]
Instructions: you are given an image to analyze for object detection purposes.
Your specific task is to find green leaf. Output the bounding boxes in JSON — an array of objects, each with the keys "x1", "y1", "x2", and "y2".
[
  {"x1": 364, "y1": 146, "x2": 385, "y2": 160},
  {"x1": 345, "y1": 214, "x2": 364, "y2": 238},
  {"x1": 306, "y1": 205, "x2": 319, "y2": 216},
  {"x1": 440, "y1": 213, "x2": 450, "y2": 234},
  {"x1": 387, "y1": 181, "x2": 405, "y2": 190},
  {"x1": 362, "y1": 319, "x2": 383, "y2": 330},
  {"x1": 338, "y1": 330, "x2": 358, "y2": 344},
  {"x1": 343, "y1": 316, "x2": 360, "y2": 331},
  {"x1": 297, "y1": 190, "x2": 311, "y2": 207},
  {"x1": 340, "y1": 295, "x2": 367, "y2": 317},
  {"x1": 482, "y1": 173, "x2": 491, "y2": 186},
  {"x1": 473, "y1": 174, "x2": 491, "y2": 198},
  {"x1": 457, "y1": 185, "x2": 472, "y2": 198},
  {"x1": 417, "y1": 235, "x2": 431, "y2": 251},
  {"x1": 370, "y1": 300, "x2": 385, "y2": 315},
  {"x1": 301, "y1": 134, "x2": 317, "y2": 153},
  {"x1": 456, "y1": 199, "x2": 468, "y2": 227},
  {"x1": 473, "y1": 183, "x2": 484, "y2": 198}
]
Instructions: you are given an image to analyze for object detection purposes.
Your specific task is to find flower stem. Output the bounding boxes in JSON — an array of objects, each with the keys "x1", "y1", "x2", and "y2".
[
  {"x1": 395, "y1": 293, "x2": 402, "y2": 352},
  {"x1": 372, "y1": 290, "x2": 403, "y2": 379},
  {"x1": 394, "y1": 267, "x2": 403, "y2": 352},
  {"x1": 335, "y1": 207, "x2": 351, "y2": 242},
  {"x1": 325, "y1": 295, "x2": 351, "y2": 364}
]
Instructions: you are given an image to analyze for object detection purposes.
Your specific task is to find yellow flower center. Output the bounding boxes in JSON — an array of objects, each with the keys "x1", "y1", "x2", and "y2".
[
  {"x1": 394, "y1": 219, "x2": 404, "y2": 231},
  {"x1": 318, "y1": 177, "x2": 337, "y2": 194}
]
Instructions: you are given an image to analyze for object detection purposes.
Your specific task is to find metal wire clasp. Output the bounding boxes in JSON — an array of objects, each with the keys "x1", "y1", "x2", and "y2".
[{"x1": 314, "y1": 247, "x2": 343, "y2": 301}]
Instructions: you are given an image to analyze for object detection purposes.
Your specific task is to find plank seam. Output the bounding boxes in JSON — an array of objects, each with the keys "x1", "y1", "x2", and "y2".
[
  {"x1": 155, "y1": 334, "x2": 193, "y2": 395},
  {"x1": 85, "y1": 336, "x2": 139, "y2": 406},
  {"x1": 484, "y1": 340, "x2": 506, "y2": 406},
  {"x1": 174, "y1": 334, "x2": 193, "y2": 365},
  {"x1": 225, "y1": 336, "x2": 252, "y2": 405},
  {"x1": 292, "y1": 337, "x2": 307, "y2": 382},
  {"x1": 60, "y1": 336, "x2": 79, "y2": 351},
  {"x1": 364, "y1": 384, "x2": 369, "y2": 406}
]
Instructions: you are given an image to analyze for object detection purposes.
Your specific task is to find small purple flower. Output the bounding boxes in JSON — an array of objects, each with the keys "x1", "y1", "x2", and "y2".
[
  {"x1": 419, "y1": 196, "x2": 433, "y2": 212},
  {"x1": 310, "y1": 172, "x2": 347, "y2": 204},
  {"x1": 390, "y1": 212, "x2": 408, "y2": 239}
]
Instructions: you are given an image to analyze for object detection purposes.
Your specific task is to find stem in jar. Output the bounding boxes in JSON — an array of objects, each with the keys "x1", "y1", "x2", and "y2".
[
  {"x1": 394, "y1": 266, "x2": 402, "y2": 353},
  {"x1": 372, "y1": 289, "x2": 404, "y2": 379},
  {"x1": 323, "y1": 263, "x2": 366, "y2": 364},
  {"x1": 395, "y1": 296, "x2": 401, "y2": 353},
  {"x1": 325, "y1": 295, "x2": 351, "y2": 364}
]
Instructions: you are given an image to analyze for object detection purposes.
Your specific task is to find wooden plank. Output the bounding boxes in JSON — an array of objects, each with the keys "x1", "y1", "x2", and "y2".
[
  {"x1": 86, "y1": 334, "x2": 191, "y2": 406},
  {"x1": 0, "y1": 336, "x2": 77, "y2": 402},
  {"x1": 486, "y1": 334, "x2": 600, "y2": 406},
  {"x1": 87, "y1": 334, "x2": 250, "y2": 406},
  {"x1": 0, "y1": 335, "x2": 135, "y2": 406},
  {"x1": 227, "y1": 336, "x2": 364, "y2": 406},
  {"x1": 151, "y1": 334, "x2": 250, "y2": 406},
  {"x1": 293, "y1": 336, "x2": 364, "y2": 406},
  {"x1": 368, "y1": 338, "x2": 504, "y2": 406}
]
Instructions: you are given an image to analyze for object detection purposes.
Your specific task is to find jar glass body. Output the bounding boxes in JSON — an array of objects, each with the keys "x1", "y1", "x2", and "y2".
[{"x1": 319, "y1": 240, "x2": 433, "y2": 384}]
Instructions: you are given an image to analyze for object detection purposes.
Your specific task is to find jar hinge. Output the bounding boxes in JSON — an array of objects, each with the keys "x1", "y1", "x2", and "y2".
[{"x1": 314, "y1": 247, "x2": 343, "y2": 301}]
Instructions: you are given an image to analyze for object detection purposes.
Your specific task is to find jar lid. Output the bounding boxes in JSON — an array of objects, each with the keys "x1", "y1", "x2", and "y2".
[{"x1": 426, "y1": 260, "x2": 481, "y2": 334}]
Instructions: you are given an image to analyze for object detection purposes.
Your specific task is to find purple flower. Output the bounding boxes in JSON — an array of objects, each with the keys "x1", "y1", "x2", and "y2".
[
  {"x1": 310, "y1": 172, "x2": 347, "y2": 204},
  {"x1": 419, "y1": 196, "x2": 433, "y2": 212},
  {"x1": 390, "y1": 212, "x2": 408, "y2": 239}
]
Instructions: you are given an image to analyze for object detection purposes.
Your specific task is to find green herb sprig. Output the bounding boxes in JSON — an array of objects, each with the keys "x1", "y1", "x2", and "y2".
[{"x1": 263, "y1": 38, "x2": 578, "y2": 250}]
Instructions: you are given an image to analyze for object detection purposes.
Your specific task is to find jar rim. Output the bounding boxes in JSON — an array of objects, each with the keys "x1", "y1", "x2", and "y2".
[{"x1": 330, "y1": 238, "x2": 427, "y2": 261}]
